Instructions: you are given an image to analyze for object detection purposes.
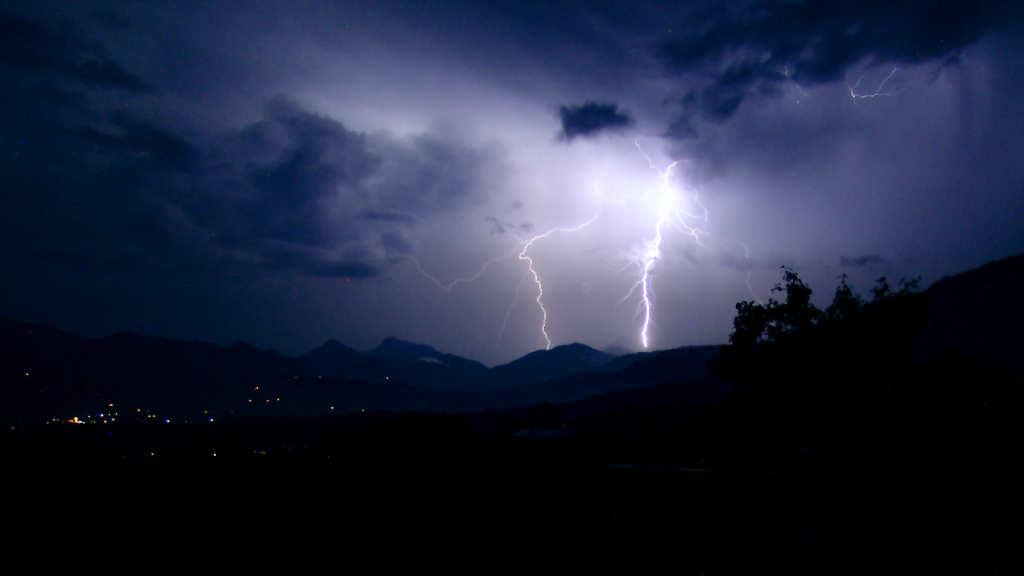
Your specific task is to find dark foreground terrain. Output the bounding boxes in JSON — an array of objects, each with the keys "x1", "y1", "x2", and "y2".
[
  {"x1": 5, "y1": 258, "x2": 1023, "y2": 572},
  {"x1": 4, "y1": 375, "x2": 1021, "y2": 574}
]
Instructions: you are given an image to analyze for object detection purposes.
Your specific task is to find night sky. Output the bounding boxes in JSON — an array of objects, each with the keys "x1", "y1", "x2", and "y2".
[{"x1": 3, "y1": 1, "x2": 1023, "y2": 366}]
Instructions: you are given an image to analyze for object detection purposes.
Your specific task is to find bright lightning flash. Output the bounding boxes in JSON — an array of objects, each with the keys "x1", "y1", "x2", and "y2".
[
  {"x1": 621, "y1": 140, "x2": 710, "y2": 348},
  {"x1": 410, "y1": 139, "x2": 757, "y2": 353}
]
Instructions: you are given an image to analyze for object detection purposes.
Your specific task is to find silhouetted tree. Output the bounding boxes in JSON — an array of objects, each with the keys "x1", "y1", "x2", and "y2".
[{"x1": 709, "y1": 267, "x2": 928, "y2": 455}]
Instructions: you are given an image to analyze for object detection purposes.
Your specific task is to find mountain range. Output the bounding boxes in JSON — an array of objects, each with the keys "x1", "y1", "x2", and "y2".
[
  {"x1": 1, "y1": 252, "x2": 1021, "y2": 422},
  {"x1": 0, "y1": 313, "x2": 725, "y2": 422}
]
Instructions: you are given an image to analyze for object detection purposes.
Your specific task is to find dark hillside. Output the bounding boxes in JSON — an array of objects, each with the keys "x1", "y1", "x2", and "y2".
[
  {"x1": 914, "y1": 252, "x2": 1024, "y2": 379},
  {"x1": 484, "y1": 342, "x2": 616, "y2": 388},
  {"x1": 296, "y1": 339, "x2": 362, "y2": 376}
]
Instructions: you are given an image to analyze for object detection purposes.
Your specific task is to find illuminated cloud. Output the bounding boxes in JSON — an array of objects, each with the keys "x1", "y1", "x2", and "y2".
[{"x1": 0, "y1": 2, "x2": 1021, "y2": 365}]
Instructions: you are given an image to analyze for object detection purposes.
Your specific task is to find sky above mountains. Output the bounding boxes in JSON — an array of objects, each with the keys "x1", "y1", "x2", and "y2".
[{"x1": 2, "y1": 1, "x2": 1023, "y2": 365}]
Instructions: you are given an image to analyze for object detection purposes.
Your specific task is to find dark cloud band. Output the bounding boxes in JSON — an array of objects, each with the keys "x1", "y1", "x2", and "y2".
[
  {"x1": 840, "y1": 256, "x2": 886, "y2": 268},
  {"x1": 557, "y1": 101, "x2": 634, "y2": 142},
  {"x1": 656, "y1": 0, "x2": 1024, "y2": 130},
  {"x1": 0, "y1": 11, "x2": 152, "y2": 92}
]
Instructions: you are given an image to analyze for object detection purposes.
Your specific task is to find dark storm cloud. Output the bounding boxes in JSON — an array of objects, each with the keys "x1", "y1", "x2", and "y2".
[
  {"x1": 840, "y1": 255, "x2": 886, "y2": 268},
  {"x1": 379, "y1": 230, "x2": 414, "y2": 256},
  {"x1": 361, "y1": 210, "x2": 419, "y2": 224},
  {"x1": 222, "y1": 97, "x2": 380, "y2": 252},
  {"x1": 557, "y1": 102, "x2": 635, "y2": 142},
  {"x1": 168, "y1": 98, "x2": 505, "y2": 276},
  {"x1": 53, "y1": 95, "x2": 506, "y2": 280},
  {"x1": 258, "y1": 243, "x2": 379, "y2": 279},
  {"x1": 3, "y1": 0, "x2": 1019, "y2": 365},
  {"x1": 485, "y1": 217, "x2": 534, "y2": 236},
  {"x1": 656, "y1": 0, "x2": 1024, "y2": 128},
  {"x1": 0, "y1": 10, "x2": 152, "y2": 91},
  {"x1": 367, "y1": 130, "x2": 505, "y2": 216},
  {"x1": 78, "y1": 112, "x2": 199, "y2": 171}
]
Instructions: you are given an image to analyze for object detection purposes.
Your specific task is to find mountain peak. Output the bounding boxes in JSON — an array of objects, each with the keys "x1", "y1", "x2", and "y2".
[
  {"x1": 489, "y1": 342, "x2": 615, "y2": 386},
  {"x1": 297, "y1": 338, "x2": 362, "y2": 376},
  {"x1": 369, "y1": 337, "x2": 443, "y2": 362},
  {"x1": 321, "y1": 338, "x2": 352, "y2": 350}
]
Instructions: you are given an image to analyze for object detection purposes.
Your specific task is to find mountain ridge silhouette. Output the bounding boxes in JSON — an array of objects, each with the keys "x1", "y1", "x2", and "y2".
[{"x1": 2, "y1": 251, "x2": 1021, "y2": 420}]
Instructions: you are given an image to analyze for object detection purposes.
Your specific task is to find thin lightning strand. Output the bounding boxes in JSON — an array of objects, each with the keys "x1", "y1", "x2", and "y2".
[
  {"x1": 516, "y1": 214, "x2": 600, "y2": 349},
  {"x1": 847, "y1": 66, "x2": 904, "y2": 100},
  {"x1": 736, "y1": 240, "x2": 763, "y2": 305},
  {"x1": 410, "y1": 213, "x2": 600, "y2": 350},
  {"x1": 778, "y1": 66, "x2": 808, "y2": 102},
  {"x1": 406, "y1": 243, "x2": 524, "y2": 292},
  {"x1": 497, "y1": 268, "x2": 531, "y2": 341}
]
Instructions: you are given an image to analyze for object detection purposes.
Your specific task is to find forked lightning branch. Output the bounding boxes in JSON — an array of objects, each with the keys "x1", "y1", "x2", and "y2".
[{"x1": 409, "y1": 139, "x2": 745, "y2": 352}]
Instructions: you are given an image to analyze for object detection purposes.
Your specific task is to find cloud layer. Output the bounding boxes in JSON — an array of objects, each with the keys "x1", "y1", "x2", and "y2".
[
  {"x1": 557, "y1": 102, "x2": 635, "y2": 142},
  {"x1": 1, "y1": 3, "x2": 1022, "y2": 365},
  {"x1": 645, "y1": 0, "x2": 1024, "y2": 137}
]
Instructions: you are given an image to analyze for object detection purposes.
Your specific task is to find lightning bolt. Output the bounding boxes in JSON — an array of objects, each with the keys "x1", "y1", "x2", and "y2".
[
  {"x1": 736, "y1": 240, "x2": 763, "y2": 305},
  {"x1": 410, "y1": 213, "x2": 600, "y2": 350},
  {"x1": 847, "y1": 66, "x2": 905, "y2": 101},
  {"x1": 497, "y1": 268, "x2": 531, "y2": 341},
  {"x1": 406, "y1": 247, "x2": 521, "y2": 292},
  {"x1": 514, "y1": 214, "x2": 600, "y2": 349},
  {"x1": 777, "y1": 66, "x2": 808, "y2": 103},
  {"x1": 619, "y1": 139, "x2": 713, "y2": 348},
  {"x1": 410, "y1": 138, "x2": 759, "y2": 354}
]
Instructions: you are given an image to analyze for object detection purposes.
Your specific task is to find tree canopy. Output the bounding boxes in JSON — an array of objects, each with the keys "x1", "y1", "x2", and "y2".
[{"x1": 710, "y1": 268, "x2": 927, "y2": 407}]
